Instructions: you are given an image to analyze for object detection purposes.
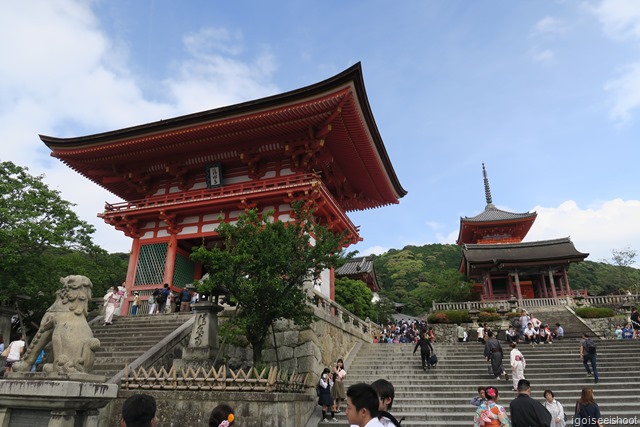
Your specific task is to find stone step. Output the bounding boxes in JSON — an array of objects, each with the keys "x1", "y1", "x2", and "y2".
[
  {"x1": 89, "y1": 313, "x2": 192, "y2": 380},
  {"x1": 338, "y1": 337, "x2": 640, "y2": 427}
]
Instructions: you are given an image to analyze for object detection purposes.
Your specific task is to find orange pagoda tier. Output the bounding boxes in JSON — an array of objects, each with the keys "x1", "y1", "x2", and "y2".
[
  {"x1": 41, "y1": 63, "x2": 406, "y2": 314},
  {"x1": 457, "y1": 164, "x2": 588, "y2": 302}
]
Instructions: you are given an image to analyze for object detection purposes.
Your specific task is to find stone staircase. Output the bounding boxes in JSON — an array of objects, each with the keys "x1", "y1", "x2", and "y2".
[
  {"x1": 319, "y1": 338, "x2": 640, "y2": 426},
  {"x1": 524, "y1": 306, "x2": 594, "y2": 340},
  {"x1": 91, "y1": 313, "x2": 193, "y2": 380}
]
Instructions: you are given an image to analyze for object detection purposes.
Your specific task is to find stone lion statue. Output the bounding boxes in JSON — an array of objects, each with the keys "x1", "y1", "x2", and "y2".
[{"x1": 13, "y1": 275, "x2": 101, "y2": 375}]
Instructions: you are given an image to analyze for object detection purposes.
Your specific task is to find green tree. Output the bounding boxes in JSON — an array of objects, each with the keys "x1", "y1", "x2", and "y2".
[
  {"x1": 610, "y1": 247, "x2": 638, "y2": 294},
  {"x1": 409, "y1": 269, "x2": 472, "y2": 314},
  {"x1": 0, "y1": 161, "x2": 108, "y2": 329},
  {"x1": 191, "y1": 203, "x2": 350, "y2": 365},
  {"x1": 334, "y1": 277, "x2": 374, "y2": 320}
]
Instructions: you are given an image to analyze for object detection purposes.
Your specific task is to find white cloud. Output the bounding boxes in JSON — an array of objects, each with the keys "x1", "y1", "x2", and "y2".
[
  {"x1": 590, "y1": 0, "x2": 640, "y2": 40},
  {"x1": 529, "y1": 48, "x2": 556, "y2": 64},
  {"x1": 358, "y1": 245, "x2": 389, "y2": 256},
  {"x1": 533, "y1": 16, "x2": 567, "y2": 36},
  {"x1": 0, "y1": 1, "x2": 280, "y2": 253},
  {"x1": 526, "y1": 199, "x2": 640, "y2": 266},
  {"x1": 604, "y1": 62, "x2": 640, "y2": 123},
  {"x1": 164, "y1": 28, "x2": 279, "y2": 112}
]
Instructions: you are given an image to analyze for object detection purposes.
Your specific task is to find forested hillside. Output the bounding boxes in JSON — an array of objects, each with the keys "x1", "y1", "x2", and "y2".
[{"x1": 372, "y1": 244, "x2": 640, "y2": 316}]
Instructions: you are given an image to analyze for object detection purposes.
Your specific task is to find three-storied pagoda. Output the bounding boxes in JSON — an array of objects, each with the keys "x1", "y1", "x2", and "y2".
[
  {"x1": 41, "y1": 63, "x2": 406, "y2": 314},
  {"x1": 457, "y1": 164, "x2": 588, "y2": 302}
]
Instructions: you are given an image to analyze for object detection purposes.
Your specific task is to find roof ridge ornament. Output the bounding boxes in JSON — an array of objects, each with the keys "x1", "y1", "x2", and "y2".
[{"x1": 482, "y1": 163, "x2": 495, "y2": 209}]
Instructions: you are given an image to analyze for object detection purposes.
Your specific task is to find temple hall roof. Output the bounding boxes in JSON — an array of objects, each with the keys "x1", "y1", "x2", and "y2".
[
  {"x1": 462, "y1": 205, "x2": 537, "y2": 223},
  {"x1": 40, "y1": 63, "x2": 406, "y2": 212},
  {"x1": 462, "y1": 237, "x2": 589, "y2": 266},
  {"x1": 336, "y1": 255, "x2": 380, "y2": 293}
]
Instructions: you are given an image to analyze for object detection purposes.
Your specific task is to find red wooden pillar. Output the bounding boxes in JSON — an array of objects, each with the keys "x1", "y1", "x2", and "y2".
[
  {"x1": 562, "y1": 267, "x2": 571, "y2": 295},
  {"x1": 540, "y1": 273, "x2": 549, "y2": 298},
  {"x1": 122, "y1": 237, "x2": 141, "y2": 316},
  {"x1": 514, "y1": 270, "x2": 523, "y2": 306},
  {"x1": 548, "y1": 269, "x2": 558, "y2": 299},
  {"x1": 163, "y1": 234, "x2": 178, "y2": 287}
]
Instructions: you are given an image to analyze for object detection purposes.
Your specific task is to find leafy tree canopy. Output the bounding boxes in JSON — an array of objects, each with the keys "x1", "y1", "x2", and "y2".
[
  {"x1": 191, "y1": 203, "x2": 351, "y2": 364},
  {"x1": 334, "y1": 277, "x2": 374, "y2": 320},
  {"x1": 0, "y1": 161, "x2": 128, "y2": 331},
  {"x1": 373, "y1": 243, "x2": 640, "y2": 314}
]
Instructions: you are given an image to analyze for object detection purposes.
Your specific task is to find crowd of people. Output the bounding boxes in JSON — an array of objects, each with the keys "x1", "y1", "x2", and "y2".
[
  {"x1": 471, "y1": 379, "x2": 603, "y2": 427},
  {"x1": 372, "y1": 319, "x2": 429, "y2": 344},
  {"x1": 102, "y1": 282, "x2": 200, "y2": 323}
]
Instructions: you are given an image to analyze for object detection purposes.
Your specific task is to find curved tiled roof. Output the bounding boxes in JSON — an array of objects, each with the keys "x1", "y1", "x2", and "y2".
[
  {"x1": 336, "y1": 256, "x2": 375, "y2": 275},
  {"x1": 462, "y1": 205, "x2": 537, "y2": 223},
  {"x1": 40, "y1": 63, "x2": 406, "y2": 211},
  {"x1": 336, "y1": 255, "x2": 380, "y2": 292},
  {"x1": 462, "y1": 237, "x2": 589, "y2": 264}
]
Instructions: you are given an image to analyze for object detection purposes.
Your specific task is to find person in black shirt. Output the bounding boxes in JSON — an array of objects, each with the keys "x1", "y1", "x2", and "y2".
[
  {"x1": 413, "y1": 331, "x2": 434, "y2": 371},
  {"x1": 509, "y1": 379, "x2": 552, "y2": 427}
]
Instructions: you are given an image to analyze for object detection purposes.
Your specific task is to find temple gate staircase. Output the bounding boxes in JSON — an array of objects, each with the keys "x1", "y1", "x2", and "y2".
[
  {"x1": 320, "y1": 306, "x2": 640, "y2": 427},
  {"x1": 90, "y1": 313, "x2": 194, "y2": 381}
]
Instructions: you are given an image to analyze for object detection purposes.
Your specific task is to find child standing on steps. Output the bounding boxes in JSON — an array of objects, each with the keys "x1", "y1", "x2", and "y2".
[
  {"x1": 332, "y1": 358, "x2": 347, "y2": 413},
  {"x1": 318, "y1": 367, "x2": 336, "y2": 422}
]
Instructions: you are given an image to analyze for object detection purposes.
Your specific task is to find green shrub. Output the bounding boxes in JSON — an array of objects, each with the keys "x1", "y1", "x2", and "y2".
[
  {"x1": 575, "y1": 307, "x2": 615, "y2": 318},
  {"x1": 506, "y1": 312, "x2": 520, "y2": 319},
  {"x1": 482, "y1": 307, "x2": 497, "y2": 313},
  {"x1": 478, "y1": 311, "x2": 501, "y2": 322},
  {"x1": 427, "y1": 310, "x2": 470, "y2": 324}
]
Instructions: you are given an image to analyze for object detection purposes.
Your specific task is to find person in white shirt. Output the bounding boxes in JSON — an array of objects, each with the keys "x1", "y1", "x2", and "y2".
[
  {"x1": 477, "y1": 325, "x2": 485, "y2": 343},
  {"x1": 509, "y1": 342, "x2": 526, "y2": 392},
  {"x1": 4, "y1": 334, "x2": 26, "y2": 373},
  {"x1": 542, "y1": 389, "x2": 566, "y2": 427},
  {"x1": 346, "y1": 383, "x2": 385, "y2": 427}
]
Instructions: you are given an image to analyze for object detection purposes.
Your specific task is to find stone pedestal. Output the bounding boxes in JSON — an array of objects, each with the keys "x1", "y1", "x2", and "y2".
[
  {"x1": 173, "y1": 301, "x2": 223, "y2": 371},
  {"x1": 0, "y1": 378, "x2": 118, "y2": 427}
]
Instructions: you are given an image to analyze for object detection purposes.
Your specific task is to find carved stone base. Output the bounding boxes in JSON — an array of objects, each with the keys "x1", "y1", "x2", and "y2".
[
  {"x1": 0, "y1": 379, "x2": 118, "y2": 427},
  {"x1": 7, "y1": 371, "x2": 106, "y2": 383}
]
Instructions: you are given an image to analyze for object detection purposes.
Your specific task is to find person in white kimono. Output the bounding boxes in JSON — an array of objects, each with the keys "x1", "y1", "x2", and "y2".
[{"x1": 509, "y1": 342, "x2": 526, "y2": 392}]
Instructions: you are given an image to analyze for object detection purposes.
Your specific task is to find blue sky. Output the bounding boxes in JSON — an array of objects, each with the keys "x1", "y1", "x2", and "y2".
[{"x1": 1, "y1": 0, "x2": 639, "y2": 266}]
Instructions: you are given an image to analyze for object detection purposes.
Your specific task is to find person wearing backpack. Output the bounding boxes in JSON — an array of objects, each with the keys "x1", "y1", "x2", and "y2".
[
  {"x1": 157, "y1": 283, "x2": 171, "y2": 314},
  {"x1": 580, "y1": 333, "x2": 599, "y2": 384}
]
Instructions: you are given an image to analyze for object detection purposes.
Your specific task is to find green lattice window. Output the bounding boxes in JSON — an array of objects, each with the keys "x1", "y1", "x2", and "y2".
[
  {"x1": 173, "y1": 252, "x2": 195, "y2": 286},
  {"x1": 135, "y1": 243, "x2": 168, "y2": 285}
]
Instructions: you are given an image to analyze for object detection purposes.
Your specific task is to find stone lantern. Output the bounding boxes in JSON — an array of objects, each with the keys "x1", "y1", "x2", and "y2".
[
  {"x1": 469, "y1": 308, "x2": 480, "y2": 328},
  {"x1": 508, "y1": 294, "x2": 518, "y2": 312}
]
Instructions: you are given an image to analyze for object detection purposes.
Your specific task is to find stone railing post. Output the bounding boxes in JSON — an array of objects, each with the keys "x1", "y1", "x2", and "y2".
[{"x1": 174, "y1": 300, "x2": 224, "y2": 370}]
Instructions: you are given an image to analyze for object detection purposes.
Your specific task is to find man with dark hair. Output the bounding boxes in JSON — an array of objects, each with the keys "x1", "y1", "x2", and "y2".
[
  {"x1": 509, "y1": 379, "x2": 552, "y2": 427},
  {"x1": 484, "y1": 330, "x2": 508, "y2": 381},
  {"x1": 346, "y1": 383, "x2": 384, "y2": 427},
  {"x1": 580, "y1": 333, "x2": 599, "y2": 383},
  {"x1": 121, "y1": 394, "x2": 157, "y2": 427},
  {"x1": 371, "y1": 379, "x2": 403, "y2": 426},
  {"x1": 413, "y1": 330, "x2": 434, "y2": 371}
]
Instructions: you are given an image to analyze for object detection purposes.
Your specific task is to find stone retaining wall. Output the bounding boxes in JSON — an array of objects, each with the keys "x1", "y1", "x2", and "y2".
[
  {"x1": 220, "y1": 302, "x2": 371, "y2": 387},
  {"x1": 105, "y1": 389, "x2": 315, "y2": 427}
]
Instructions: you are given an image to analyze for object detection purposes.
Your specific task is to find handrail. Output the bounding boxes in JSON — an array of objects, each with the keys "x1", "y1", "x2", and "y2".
[
  {"x1": 311, "y1": 289, "x2": 374, "y2": 339},
  {"x1": 432, "y1": 293, "x2": 640, "y2": 312},
  {"x1": 101, "y1": 173, "x2": 320, "y2": 214}
]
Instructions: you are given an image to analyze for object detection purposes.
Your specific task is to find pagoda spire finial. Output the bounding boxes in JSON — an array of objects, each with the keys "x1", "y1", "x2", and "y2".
[{"x1": 482, "y1": 163, "x2": 494, "y2": 208}]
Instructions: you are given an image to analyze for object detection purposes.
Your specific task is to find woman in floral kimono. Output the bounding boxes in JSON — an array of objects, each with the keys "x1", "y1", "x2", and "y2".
[{"x1": 474, "y1": 386, "x2": 511, "y2": 427}]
